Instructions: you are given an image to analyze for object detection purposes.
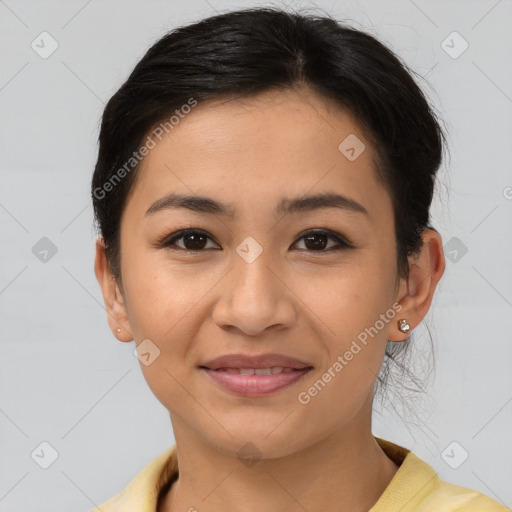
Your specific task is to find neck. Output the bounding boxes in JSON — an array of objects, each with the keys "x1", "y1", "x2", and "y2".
[{"x1": 158, "y1": 413, "x2": 399, "y2": 512}]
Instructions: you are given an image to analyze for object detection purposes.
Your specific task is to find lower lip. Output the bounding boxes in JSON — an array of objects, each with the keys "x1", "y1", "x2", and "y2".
[{"x1": 201, "y1": 367, "x2": 312, "y2": 397}]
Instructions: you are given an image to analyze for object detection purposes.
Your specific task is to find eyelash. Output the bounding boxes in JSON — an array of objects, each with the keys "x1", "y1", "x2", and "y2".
[{"x1": 155, "y1": 228, "x2": 354, "y2": 254}]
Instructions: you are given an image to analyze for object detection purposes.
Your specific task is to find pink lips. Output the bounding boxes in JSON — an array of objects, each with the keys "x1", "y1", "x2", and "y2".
[
  {"x1": 201, "y1": 352, "x2": 312, "y2": 370},
  {"x1": 199, "y1": 352, "x2": 313, "y2": 397},
  {"x1": 202, "y1": 367, "x2": 312, "y2": 397}
]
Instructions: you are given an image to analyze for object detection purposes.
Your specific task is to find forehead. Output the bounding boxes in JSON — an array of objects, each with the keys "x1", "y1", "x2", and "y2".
[
  {"x1": 153, "y1": 88, "x2": 370, "y2": 159},
  {"x1": 123, "y1": 88, "x2": 391, "y2": 226}
]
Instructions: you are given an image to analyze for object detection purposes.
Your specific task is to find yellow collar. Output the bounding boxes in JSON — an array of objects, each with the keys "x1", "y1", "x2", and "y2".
[{"x1": 92, "y1": 437, "x2": 504, "y2": 512}]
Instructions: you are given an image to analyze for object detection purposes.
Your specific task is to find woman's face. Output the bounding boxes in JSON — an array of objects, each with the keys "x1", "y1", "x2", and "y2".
[{"x1": 100, "y1": 88, "x2": 414, "y2": 458}]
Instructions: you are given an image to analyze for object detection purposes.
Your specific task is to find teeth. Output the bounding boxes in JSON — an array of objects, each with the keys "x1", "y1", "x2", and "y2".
[{"x1": 215, "y1": 367, "x2": 299, "y2": 375}]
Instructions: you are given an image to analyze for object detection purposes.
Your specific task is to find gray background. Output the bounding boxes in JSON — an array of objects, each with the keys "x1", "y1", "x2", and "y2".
[{"x1": 1, "y1": 0, "x2": 511, "y2": 510}]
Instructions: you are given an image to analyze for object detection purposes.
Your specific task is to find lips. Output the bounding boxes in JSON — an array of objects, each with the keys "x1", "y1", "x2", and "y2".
[
  {"x1": 199, "y1": 353, "x2": 313, "y2": 397},
  {"x1": 212, "y1": 367, "x2": 298, "y2": 375},
  {"x1": 200, "y1": 352, "x2": 313, "y2": 371},
  {"x1": 202, "y1": 367, "x2": 311, "y2": 397}
]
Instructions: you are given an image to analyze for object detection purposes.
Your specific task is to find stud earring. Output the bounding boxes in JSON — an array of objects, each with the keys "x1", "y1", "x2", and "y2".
[
  {"x1": 116, "y1": 328, "x2": 121, "y2": 333},
  {"x1": 397, "y1": 319, "x2": 410, "y2": 333}
]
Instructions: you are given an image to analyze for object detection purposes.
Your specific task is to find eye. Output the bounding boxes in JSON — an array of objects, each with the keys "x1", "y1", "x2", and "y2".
[
  {"x1": 157, "y1": 229, "x2": 220, "y2": 253},
  {"x1": 156, "y1": 228, "x2": 353, "y2": 254},
  {"x1": 292, "y1": 229, "x2": 353, "y2": 252}
]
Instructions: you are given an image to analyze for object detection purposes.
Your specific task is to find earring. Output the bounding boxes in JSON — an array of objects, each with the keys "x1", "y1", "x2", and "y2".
[
  {"x1": 116, "y1": 328, "x2": 121, "y2": 333},
  {"x1": 397, "y1": 319, "x2": 410, "y2": 333}
]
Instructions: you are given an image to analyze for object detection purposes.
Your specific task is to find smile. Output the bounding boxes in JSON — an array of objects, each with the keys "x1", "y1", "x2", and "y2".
[{"x1": 200, "y1": 366, "x2": 313, "y2": 397}]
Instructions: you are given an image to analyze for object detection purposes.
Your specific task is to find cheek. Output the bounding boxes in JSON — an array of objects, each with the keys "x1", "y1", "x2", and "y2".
[
  {"x1": 121, "y1": 250, "x2": 212, "y2": 386},
  {"x1": 305, "y1": 253, "x2": 395, "y2": 391},
  {"x1": 122, "y1": 250, "x2": 203, "y2": 337},
  {"x1": 305, "y1": 257, "x2": 394, "y2": 338}
]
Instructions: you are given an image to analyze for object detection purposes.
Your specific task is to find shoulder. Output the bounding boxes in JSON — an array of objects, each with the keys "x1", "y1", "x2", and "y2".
[
  {"x1": 88, "y1": 445, "x2": 178, "y2": 512},
  {"x1": 372, "y1": 438, "x2": 510, "y2": 512},
  {"x1": 416, "y1": 477, "x2": 510, "y2": 512}
]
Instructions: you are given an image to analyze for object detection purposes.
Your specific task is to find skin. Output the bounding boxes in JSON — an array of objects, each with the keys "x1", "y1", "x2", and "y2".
[{"x1": 95, "y1": 87, "x2": 445, "y2": 512}]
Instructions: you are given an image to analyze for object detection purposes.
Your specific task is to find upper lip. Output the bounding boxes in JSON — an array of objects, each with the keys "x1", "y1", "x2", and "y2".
[{"x1": 200, "y1": 353, "x2": 313, "y2": 370}]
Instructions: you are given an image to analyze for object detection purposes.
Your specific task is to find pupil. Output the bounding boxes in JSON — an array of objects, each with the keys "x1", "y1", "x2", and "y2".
[
  {"x1": 185, "y1": 233, "x2": 206, "y2": 250},
  {"x1": 305, "y1": 234, "x2": 327, "y2": 250}
]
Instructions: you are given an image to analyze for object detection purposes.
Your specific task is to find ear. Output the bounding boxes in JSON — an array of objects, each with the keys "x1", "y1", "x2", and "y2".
[
  {"x1": 389, "y1": 228, "x2": 445, "y2": 342},
  {"x1": 94, "y1": 236, "x2": 134, "y2": 342}
]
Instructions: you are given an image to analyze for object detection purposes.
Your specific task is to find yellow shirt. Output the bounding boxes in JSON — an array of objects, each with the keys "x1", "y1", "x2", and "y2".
[{"x1": 90, "y1": 437, "x2": 510, "y2": 512}]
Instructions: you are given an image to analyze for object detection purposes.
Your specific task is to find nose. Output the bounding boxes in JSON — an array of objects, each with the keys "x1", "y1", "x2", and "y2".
[{"x1": 211, "y1": 251, "x2": 296, "y2": 337}]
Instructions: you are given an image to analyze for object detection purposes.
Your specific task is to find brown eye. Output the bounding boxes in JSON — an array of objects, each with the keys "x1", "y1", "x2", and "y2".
[
  {"x1": 159, "y1": 229, "x2": 220, "y2": 252},
  {"x1": 293, "y1": 230, "x2": 352, "y2": 252}
]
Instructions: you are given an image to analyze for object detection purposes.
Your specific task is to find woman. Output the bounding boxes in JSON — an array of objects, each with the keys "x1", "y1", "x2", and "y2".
[{"x1": 90, "y1": 7, "x2": 508, "y2": 512}]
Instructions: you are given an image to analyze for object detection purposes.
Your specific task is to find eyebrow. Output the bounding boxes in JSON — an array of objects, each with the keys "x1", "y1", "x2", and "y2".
[{"x1": 144, "y1": 192, "x2": 369, "y2": 218}]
